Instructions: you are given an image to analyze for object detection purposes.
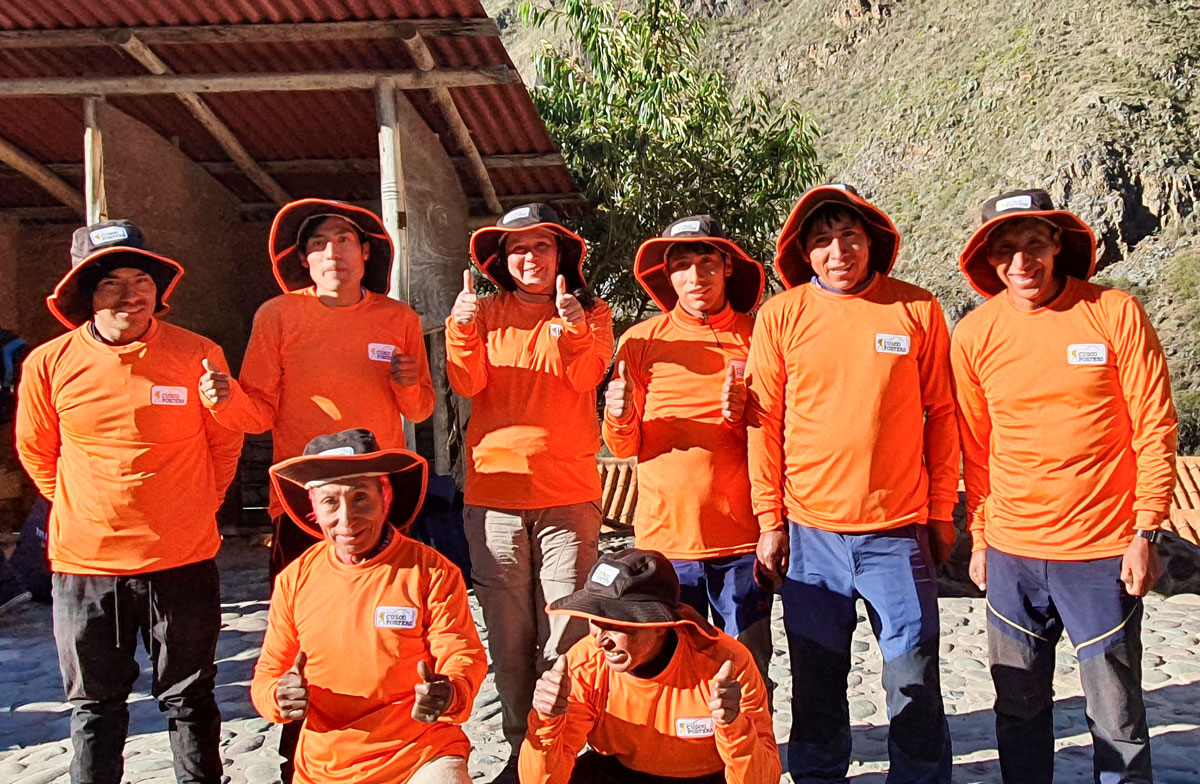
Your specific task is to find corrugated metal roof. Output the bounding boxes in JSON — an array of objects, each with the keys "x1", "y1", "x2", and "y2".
[{"x1": 0, "y1": 1, "x2": 581, "y2": 217}]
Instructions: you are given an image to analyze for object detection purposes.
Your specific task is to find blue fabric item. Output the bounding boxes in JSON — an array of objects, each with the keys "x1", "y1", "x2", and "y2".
[
  {"x1": 2, "y1": 335, "x2": 24, "y2": 387},
  {"x1": 671, "y1": 552, "x2": 771, "y2": 637},
  {"x1": 407, "y1": 474, "x2": 472, "y2": 586}
]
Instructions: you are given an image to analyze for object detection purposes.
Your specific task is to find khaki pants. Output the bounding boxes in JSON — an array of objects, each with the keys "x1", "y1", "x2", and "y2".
[
  {"x1": 408, "y1": 756, "x2": 471, "y2": 784},
  {"x1": 464, "y1": 502, "x2": 601, "y2": 751}
]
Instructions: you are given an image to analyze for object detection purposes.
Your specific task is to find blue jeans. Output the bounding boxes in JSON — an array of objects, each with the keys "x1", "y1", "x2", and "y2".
[{"x1": 782, "y1": 522, "x2": 951, "y2": 784}]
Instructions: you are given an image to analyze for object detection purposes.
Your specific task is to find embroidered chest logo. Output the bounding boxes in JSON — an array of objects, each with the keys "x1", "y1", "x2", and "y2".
[
  {"x1": 368, "y1": 343, "x2": 396, "y2": 362},
  {"x1": 151, "y1": 386, "x2": 188, "y2": 406},
  {"x1": 874, "y1": 334, "x2": 910, "y2": 355},
  {"x1": 1068, "y1": 344, "x2": 1108, "y2": 365},
  {"x1": 375, "y1": 606, "x2": 417, "y2": 629},
  {"x1": 549, "y1": 324, "x2": 564, "y2": 338},
  {"x1": 675, "y1": 717, "x2": 716, "y2": 738}
]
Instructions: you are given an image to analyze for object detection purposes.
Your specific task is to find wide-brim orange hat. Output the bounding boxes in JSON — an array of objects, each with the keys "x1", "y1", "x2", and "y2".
[
  {"x1": 959, "y1": 188, "x2": 1097, "y2": 297},
  {"x1": 48, "y1": 220, "x2": 183, "y2": 329},
  {"x1": 775, "y1": 184, "x2": 900, "y2": 289},
  {"x1": 469, "y1": 203, "x2": 587, "y2": 292},
  {"x1": 634, "y1": 215, "x2": 765, "y2": 313},
  {"x1": 269, "y1": 428, "x2": 427, "y2": 540},
  {"x1": 269, "y1": 199, "x2": 394, "y2": 295}
]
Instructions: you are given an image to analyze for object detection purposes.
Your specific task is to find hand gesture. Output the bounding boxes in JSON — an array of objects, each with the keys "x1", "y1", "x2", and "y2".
[
  {"x1": 531, "y1": 655, "x2": 571, "y2": 718},
  {"x1": 198, "y1": 358, "x2": 231, "y2": 406},
  {"x1": 1120, "y1": 536, "x2": 1163, "y2": 597},
  {"x1": 451, "y1": 270, "x2": 478, "y2": 326},
  {"x1": 928, "y1": 519, "x2": 957, "y2": 567},
  {"x1": 412, "y1": 660, "x2": 454, "y2": 723},
  {"x1": 555, "y1": 275, "x2": 584, "y2": 327},
  {"x1": 605, "y1": 361, "x2": 634, "y2": 421},
  {"x1": 969, "y1": 549, "x2": 987, "y2": 592},
  {"x1": 708, "y1": 660, "x2": 741, "y2": 726},
  {"x1": 755, "y1": 530, "x2": 789, "y2": 588},
  {"x1": 720, "y1": 362, "x2": 746, "y2": 423},
  {"x1": 390, "y1": 351, "x2": 419, "y2": 386},
  {"x1": 275, "y1": 651, "x2": 309, "y2": 723}
]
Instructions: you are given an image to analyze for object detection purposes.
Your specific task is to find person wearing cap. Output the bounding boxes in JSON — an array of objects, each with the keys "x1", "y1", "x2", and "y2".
[
  {"x1": 602, "y1": 215, "x2": 773, "y2": 688},
  {"x1": 950, "y1": 189, "x2": 1176, "y2": 784},
  {"x1": 15, "y1": 221, "x2": 243, "y2": 784},
  {"x1": 518, "y1": 548, "x2": 779, "y2": 783},
  {"x1": 745, "y1": 184, "x2": 957, "y2": 783},
  {"x1": 445, "y1": 203, "x2": 614, "y2": 758},
  {"x1": 250, "y1": 428, "x2": 486, "y2": 784}
]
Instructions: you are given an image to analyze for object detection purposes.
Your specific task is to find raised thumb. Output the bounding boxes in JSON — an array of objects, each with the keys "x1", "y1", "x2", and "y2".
[
  {"x1": 617, "y1": 360, "x2": 627, "y2": 382},
  {"x1": 463, "y1": 268, "x2": 475, "y2": 294},
  {"x1": 714, "y1": 660, "x2": 734, "y2": 682},
  {"x1": 291, "y1": 651, "x2": 307, "y2": 677},
  {"x1": 556, "y1": 275, "x2": 567, "y2": 296},
  {"x1": 417, "y1": 660, "x2": 435, "y2": 682},
  {"x1": 202, "y1": 358, "x2": 216, "y2": 374},
  {"x1": 552, "y1": 655, "x2": 568, "y2": 674},
  {"x1": 725, "y1": 363, "x2": 737, "y2": 384}
]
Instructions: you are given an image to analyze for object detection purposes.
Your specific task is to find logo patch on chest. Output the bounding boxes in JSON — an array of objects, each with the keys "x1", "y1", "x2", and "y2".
[
  {"x1": 374, "y1": 606, "x2": 417, "y2": 629},
  {"x1": 549, "y1": 324, "x2": 564, "y2": 338},
  {"x1": 675, "y1": 717, "x2": 716, "y2": 738},
  {"x1": 151, "y1": 386, "x2": 188, "y2": 406},
  {"x1": 874, "y1": 334, "x2": 910, "y2": 355},
  {"x1": 368, "y1": 343, "x2": 396, "y2": 362},
  {"x1": 1068, "y1": 344, "x2": 1108, "y2": 365}
]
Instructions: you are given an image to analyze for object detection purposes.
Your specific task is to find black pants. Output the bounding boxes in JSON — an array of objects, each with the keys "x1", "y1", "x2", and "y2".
[
  {"x1": 569, "y1": 751, "x2": 725, "y2": 783},
  {"x1": 52, "y1": 559, "x2": 222, "y2": 784},
  {"x1": 270, "y1": 514, "x2": 319, "y2": 784}
]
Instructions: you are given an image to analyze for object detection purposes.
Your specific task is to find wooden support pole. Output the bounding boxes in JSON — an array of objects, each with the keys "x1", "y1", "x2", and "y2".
[
  {"x1": 115, "y1": 33, "x2": 290, "y2": 204},
  {"x1": 0, "y1": 134, "x2": 84, "y2": 216},
  {"x1": 83, "y1": 97, "x2": 106, "y2": 223}
]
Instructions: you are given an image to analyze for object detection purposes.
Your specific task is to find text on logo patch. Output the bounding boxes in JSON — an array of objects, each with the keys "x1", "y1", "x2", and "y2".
[
  {"x1": 375, "y1": 606, "x2": 417, "y2": 629},
  {"x1": 875, "y1": 334, "x2": 911, "y2": 355},
  {"x1": 591, "y1": 564, "x2": 620, "y2": 587},
  {"x1": 90, "y1": 226, "x2": 129, "y2": 244},
  {"x1": 151, "y1": 386, "x2": 187, "y2": 406},
  {"x1": 995, "y1": 195, "x2": 1033, "y2": 212},
  {"x1": 1068, "y1": 344, "x2": 1108, "y2": 365},
  {"x1": 368, "y1": 343, "x2": 395, "y2": 362},
  {"x1": 675, "y1": 717, "x2": 715, "y2": 738}
]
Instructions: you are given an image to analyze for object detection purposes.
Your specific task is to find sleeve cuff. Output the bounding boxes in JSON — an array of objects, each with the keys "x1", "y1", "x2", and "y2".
[
  {"x1": 757, "y1": 511, "x2": 784, "y2": 532},
  {"x1": 562, "y1": 318, "x2": 592, "y2": 338}
]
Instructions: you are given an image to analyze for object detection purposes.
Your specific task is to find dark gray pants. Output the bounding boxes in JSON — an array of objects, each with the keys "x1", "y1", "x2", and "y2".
[{"x1": 52, "y1": 559, "x2": 223, "y2": 784}]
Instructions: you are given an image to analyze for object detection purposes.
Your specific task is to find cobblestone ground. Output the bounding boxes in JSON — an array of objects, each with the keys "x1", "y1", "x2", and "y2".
[{"x1": 2, "y1": 539, "x2": 1199, "y2": 783}]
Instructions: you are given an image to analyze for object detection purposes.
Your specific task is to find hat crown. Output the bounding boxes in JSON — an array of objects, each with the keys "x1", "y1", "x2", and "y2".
[
  {"x1": 982, "y1": 189, "x2": 1056, "y2": 222},
  {"x1": 302, "y1": 428, "x2": 381, "y2": 457},
  {"x1": 70, "y1": 220, "x2": 146, "y2": 267},
  {"x1": 585, "y1": 550, "x2": 680, "y2": 604},
  {"x1": 664, "y1": 214, "x2": 723, "y2": 239},
  {"x1": 498, "y1": 202, "x2": 562, "y2": 229}
]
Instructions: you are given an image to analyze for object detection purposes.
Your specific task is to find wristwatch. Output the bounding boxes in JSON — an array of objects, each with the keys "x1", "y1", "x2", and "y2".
[{"x1": 1136, "y1": 529, "x2": 1164, "y2": 544}]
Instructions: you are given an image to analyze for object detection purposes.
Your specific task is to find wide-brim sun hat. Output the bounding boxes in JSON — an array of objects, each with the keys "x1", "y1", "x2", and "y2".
[
  {"x1": 958, "y1": 188, "x2": 1097, "y2": 297},
  {"x1": 269, "y1": 428, "x2": 428, "y2": 540},
  {"x1": 774, "y1": 183, "x2": 900, "y2": 290},
  {"x1": 469, "y1": 203, "x2": 588, "y2": 293},
  {"x1": 269, "y1": 199, "x2": 394, "y2": 295},
  {"x1": 634, "y1": 215, "x2": 765, "y2": 313}
]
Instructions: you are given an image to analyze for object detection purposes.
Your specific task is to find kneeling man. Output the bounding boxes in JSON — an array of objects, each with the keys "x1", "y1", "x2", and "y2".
[
  {"x1": 250, "y1": 428, "x2": 486, "y2": 784},
  {"x1": 520, "y1": 549, "x2": 779, "y2": 783}
]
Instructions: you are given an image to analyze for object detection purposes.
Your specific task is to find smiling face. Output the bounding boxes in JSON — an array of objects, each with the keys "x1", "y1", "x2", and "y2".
[
  {"x1": 309, "y1": 476, "x2": 389, "y2": 563},
  {"x1": 302, "y1": 216, "x2": 369, "y2": 295},
  {"x1": 91, "y1": 266, "x2": 157, "y2": 337},
  {"x1": 505, "y1": 227, "x2": 560, "y2": 295},
  {"x1": 666, "y1": 243, "x2": 730, "y2": 316},
  {"x1": 589, "y1": 620, "x2": 670, "y2": 674},
  {"x1": 803, "y1": 211, "x2": 872, "y2": 292},
  {"x1": 985, "y1": 217, "x2": 1063, "y2": 310}
]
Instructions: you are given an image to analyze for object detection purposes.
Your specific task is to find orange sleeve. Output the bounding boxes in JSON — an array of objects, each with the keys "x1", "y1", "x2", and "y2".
[
  {"x1": 950, "y1": 329, "x2": 990, "y2": 551},
  {"x1": 918, "y1": 299, "x2": 961, "y2": 522},
  {"x1": 208, "y1": 304, "x2": 282, "y2": 433},
  {"x1": 560, "y1": 300, "x2": 615, "y2": 393},
  {"x1": 519, "y1": 647, "x2": 600, "y2": 784},
  {"x1": 251, "y1": 565, "x2": 301, "y2": 725},
  {"x1": 391, "y1": 313, "x2": 436, "y2": 424},
  {"x1": 745, "y1": 306, "x2": 786, "y2": 532},
  {"x1": 424, "y1": 559, "x2": 487, "y2": 722},
  {"x1": 14, "y1": 347, "x2": 60, "y2": 500},
  {"x1": 201, "y1": 344, "x2": 245, "y2": 499},
  {"x1": 714, "y1": 653, "x2": 782, "y2": 784},
  {"x1": 600, "y1": 334, "x2": 644, "y2": 459},
  {"x1": 444, "y1": 310, "x2": 488, "y2": 398}
]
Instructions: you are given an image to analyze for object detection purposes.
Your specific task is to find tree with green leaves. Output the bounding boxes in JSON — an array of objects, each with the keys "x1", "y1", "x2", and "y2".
[{"x1": 517, "y1": 0, "x2": 823, "y2": 324}]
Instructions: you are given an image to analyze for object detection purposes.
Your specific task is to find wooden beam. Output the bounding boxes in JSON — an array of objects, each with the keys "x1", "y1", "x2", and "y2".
[
  {"x1": 116, "y1": 33, "x2": 290, "y2": 204},
  {"x1": 0, "y1": 67, "x2": 519, "y2": 97},
  {"x1": 402, "y1": 30, "x2": 502, "y2": 214},
  {"x1": 0, "y1": 19, "x2": 501, "y2": 49},
  {"x1": 83, "y1": 97, "x2": 106, "y2": 223},
  {"x1": 0, "y1": 134, "x2": 84, "y2": 215},
  {"x1": 469, "y1": 193, "x2": 589, "y2": 209},
  {"x1": 0, "y1": 206, "x2": 80, "y2": 222}
]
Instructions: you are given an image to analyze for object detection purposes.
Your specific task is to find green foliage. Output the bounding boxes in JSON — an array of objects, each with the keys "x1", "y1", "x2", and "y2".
[
  {"x1": 517, "y1": 0, "x2": 822, "y2": 321},
  {"x1": 1178, "y1": 390, "x2": 1200, "y2": 457}
]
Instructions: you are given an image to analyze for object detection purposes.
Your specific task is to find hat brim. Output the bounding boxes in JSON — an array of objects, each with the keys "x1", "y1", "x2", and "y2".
[
  {"x1": 959, "y1": 210, "x2": 1097, "y2": 297},
  {"x1": 547, "y1": 596, "x2": 718, "y2": 638},
  {"x1": 269, "y1": 449, "x2": 428, "y2": 540},
  {"x1": 469, "y1": 223, "x2": 588, "y2": 292},
  {"x1": 46, "y1": 246, "x2": 184, "y2": 329},
  {"x1": 269, "y1": 199, "x2": 395, "y2": 295},
  {"x1": 634, "y1": 236, "x2": 765, "y2": 313},
  {"x1": 775, "y1": 187, "x2": 900, "y2": 289}
]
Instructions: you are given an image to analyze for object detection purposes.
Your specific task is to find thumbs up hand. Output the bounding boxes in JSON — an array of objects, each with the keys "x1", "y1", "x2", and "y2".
[
  {"x1": 412, "y1": 660, "x2": 454, "y2": 723},
  {"x1": 198, "y1": 358, "x2": 231, "y2": 406},
  {"x1": 451, "y1": 269, "x2": 479, "y2": 326},
  {"x1": 532, "y1": 655, "x2": 571, "y2": 718},
  {"x1": 390, "y1": 351, "x2": 419, "y2": 387},
  {"x1": 708, "y1": 660, "x2": 741, "y2": 726},
  {"x1": 720, "y1": 361, "x2": 747, "y2": 423},
  {"x1": 605, "y1": 360, "x2": 634, "y2": 422},
  {"x1": 555, "y1": 275, "x2": 584, "y2": 327},
  {"x1": 276, "y1": 651, "x2": 310, "y2": 723}
]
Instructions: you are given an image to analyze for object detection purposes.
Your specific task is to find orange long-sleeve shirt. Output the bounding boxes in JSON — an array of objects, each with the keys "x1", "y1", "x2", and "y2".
[
  {"x1": 15, "y1": 320, "x2": 242, "y2": 575},
  {"x1": 445, "y1": 293, "x2": 614, "y2": 508},
  {"x1": 250, "y1": 533, "x2": 486, "y2": 784},
  {"x1": 950, "y1": 277, "x2": 1177, "y2": 560},
  {"x1": 603, "y1": 305, "x2": 757, "y2": 559},
  {"x1": 745, "y1": 275, "x2": 960, "y2": 533},
  {"x1": 209, "y1": 288, "x2": 434, "y2": 518},
  {"x1": 519, "y1": 623, "x2": 778, "y2": 784}
]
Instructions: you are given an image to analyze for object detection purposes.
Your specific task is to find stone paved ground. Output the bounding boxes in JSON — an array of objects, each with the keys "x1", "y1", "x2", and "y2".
[{"x1": 3, "y1": 539, "x2": 1200, "y2": 783}]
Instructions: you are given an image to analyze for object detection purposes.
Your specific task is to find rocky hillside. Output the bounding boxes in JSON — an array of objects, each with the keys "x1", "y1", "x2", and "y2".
[{"x1": 486, "y1": 0, "x2": 1200, "y2": 450}]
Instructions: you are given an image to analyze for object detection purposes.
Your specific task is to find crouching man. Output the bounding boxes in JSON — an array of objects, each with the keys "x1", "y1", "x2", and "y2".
[
  {"x1": 250, "y1": 428, "x2": 486, "y2": 784},
  {"x1": 519, "y1": 549, "x2": 779, "y2": 784}
]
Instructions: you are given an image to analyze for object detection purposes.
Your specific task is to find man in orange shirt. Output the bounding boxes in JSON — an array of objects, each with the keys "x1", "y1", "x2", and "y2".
[
  {"x1": 603, "y1": 215, "x2": 772, "y2": 686},
  {"x1": 951, "y1": 189, "x2": 1177, "y2": 784},
  {"x1": 445, "y1": 203, "x2": 613, "y2": 765},
  {"x1": 519, "y1": 549, "x2": 779, "y2": 784},
  {"x1": 251, "y1": 428, "x2": 486, "y2": 784},
  {"x1": 746, "y1": 185, "x2": 957, "y2": 783},
  {"x1": 16, "y1": 221, "x2": 242, "y2": 784}
]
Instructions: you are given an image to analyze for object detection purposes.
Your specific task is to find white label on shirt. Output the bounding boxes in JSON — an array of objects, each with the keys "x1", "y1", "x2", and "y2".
[
  {"x1": 317, "y1": 446, "x2": 356, "y2": 457},
  {"x1": 1068, "y1": 343, "x2": 1108, "y2": 365},
  {"x1": 675, "y1": 717, "x2": 716, "y2": 738},
  {"x1": 549, "y1": 324, "x2": 564, "y2": 338},
  {"x1": 375, "y1": 606, "x2": 417, "y2": 629},
  {"x1": 90, "y1": 226, "x2": 129, "y2": 244},
  {"x1": 995, "y1": 195, "x2": 1033, "y2": 212},
  {"x1": 368, "y1": 343, "x2": 395, "y2": 362},
  {"x1": 591, "y1": 564, "x2": 621, "y2": 587},
  {"x1": 151, "y1": 386, "x2": 187, "y2": 406},
  {"x1": 874, "y1": 334, "x2": 910, "y2": 355}
]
